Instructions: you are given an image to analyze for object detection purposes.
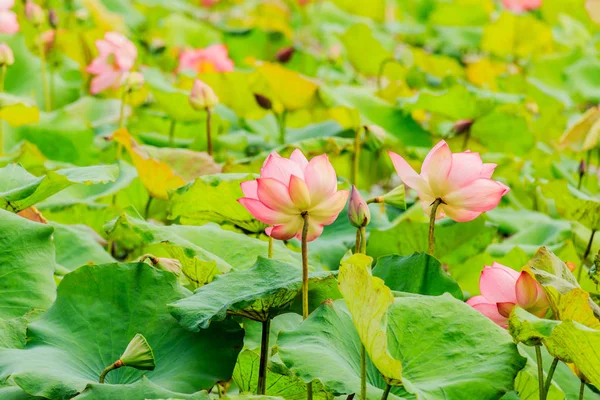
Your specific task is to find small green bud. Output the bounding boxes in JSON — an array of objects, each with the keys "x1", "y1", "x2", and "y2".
[{"x1": 381, "y1": 185, "x2": 406, "y2": 209}]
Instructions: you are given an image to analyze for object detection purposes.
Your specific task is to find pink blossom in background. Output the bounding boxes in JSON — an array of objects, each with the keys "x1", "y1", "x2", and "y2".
[
  {"x1": 0, "y1": 0, "x2": 18, "y2": 34},
  {"x1": 201, "y1": 0, "x2": 220, "y2": 6},
  {"x1": 467, "y1": 263, "x2": 549, "y2": 327},
  {"x1": 177, "y1": 44, "x2": 234, "y2": 74},
  {"x1": 238, "y1": 150, "x2": 349, "y2": 242},
  {"x1": 388, "y1": 140, "x2": 509, "y2": 222},
  {"x1": 502, "y1": 0, "x2": 542, "y2": 12},
  {"x1": 86, "y1": 32, "x2": 138, "y2": 94}
]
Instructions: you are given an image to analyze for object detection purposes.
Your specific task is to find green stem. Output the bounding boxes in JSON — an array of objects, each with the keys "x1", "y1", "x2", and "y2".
[
  {"x1": 268, "y1": 235, "x2": 273, "y2": 258},
  {"x1": 380, "y1": 384, "x2": 391, "y2": 400},
  {"x1": 578, "y1": 229, "x2": 597, "y2": 282},
  {"x1": 462, "y1": 128, "x2": 471, "y2": 151},
  {"x1": 376, "y1": 57, "x2": 398, "y2": 90},
  {"x1": 37, "y1": 31, "x2": 51, "y2": 112},
  {"x1": 579, "y1": 380, "x2": 585, "y2": 400},
  {"x1": 206, "y1": 107, "x2": 212, "y2": 155},
  {"x1": 117, "y1": 90, "x2": 128, "y2": 160},
  {"x1": 360, "y1": 226, "x2": 367, "y2": 254},
  {"x1": 301, "y1": 211, "x2": 312, "y2": 400},
  {"x1": 543, "y1": 357, "x2": 559, "y2": 398},
  {"x1": 0, "y1": 65, "x2": 6, "y2": 156},
  {"x1": 535, "y1": 345, "x2": 545, "y2": 400},
  {"x1": 353, "y1": 127, "x2": 361, "y2": 186},
  {"x1": 168, "y1": 119, "x2": 176, "y2": 147},
  {"x1": 355, "y1": 229, "x2": 361, "y2": 253},
  {"x1": 257, "y1": 318, "x2": 271, "y2": 395},
  {"x1": 428, "y1": 198, "x2": 443, "y2": 256},
  {"x1": 360, "y1": 344, "x2": 367, "y2": 400},
  {"x1": 99, "y1": 360, "x2": 123, "y2": 383},
  {"x1": 277, "y1": 110, "x2": 287, "y2": 145},
  {"x1": 144, "y1": 196, "x2": 153, "y2": 219}
]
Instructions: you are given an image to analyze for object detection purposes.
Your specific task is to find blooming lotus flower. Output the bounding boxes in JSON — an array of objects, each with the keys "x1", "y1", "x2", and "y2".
[
  {"x1": 467, "y1": 263, "x2": 549, "y2": 327},
  {"x1": 0, "y1": 43, "x2": 14, "y2": 66},
  {"x1": 238, "y1": 150, "x2": 349, "y2": 242},
  {"x1": 0, "y1": 0, "x2": 18, "y2": 34},
  {"x1": 388, "y1": 140, "x2": 509, "y2": 222},
  {"x1": 86, "y1": 32, "x2": 137, "y2": 94},
  {"x1": 502, "y1": 0, "x2": 541, "y2": 12},
  {"x1": 177, "y1": 44, "x2": 234, "y2": 74},
  {"x1": 189, "y1": 79, "x2": 218, "y2": 110}
]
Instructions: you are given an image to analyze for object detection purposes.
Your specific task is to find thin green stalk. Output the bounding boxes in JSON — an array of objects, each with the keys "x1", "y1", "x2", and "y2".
[
  {"x1": 217, "y1": 383, "x2": 224, "y2": 398},
  {"x1": 535, "y1": 345, "x2": 545, "y2": 400},
  {"x1": 376, "y1": 57, "x2": 397, "y2": 90},
  {"x1": 257, "y1": 318, "x2": 271, "y2": 395},
  {"x1": 116, "y1": 90, "x2": 128, "y2": 160},
  {"x1": 37, "y1": 31, "x2": 51, "y2": 112},
  {"x1": 301, "y1": 211, "x2": 312, "y2": 400},
  {"x1": 268, "y1": 235, "x2": 273, "y2": 258},
  {"x1": 99, "y1": 360, "x2": 123, "y2": 383},
  {"x1": 360, "y1": 226, "x2": 366, "y2": 254},
  {"x1": 206, "y1": 107, "x2": 213, "y2": 155},
  {"x1": 144, "y1": 196, "x2": 153, "y2": 219},
  {"x1": 0, "y1": 65, "x2": 6, "y2": 156},
  {"x1": 168, "y1": 119, "x2": 176, "y2": 147},
  {"x1": 427, "y1": 198, "x2": 443, "y2": 255},
  {"x1": 360, "y1": 344, "x2": 367, "y2": 400},
  {"x1": 278, "y1": 110, "x2": 287, "y2": 145},
  {"x1": 578, "y1": 229, "x2": 597, "y2": 282},
  {"x1": 353, "y1": 127, "x2": 361, "y2": 186},
  {"x1": 543, "y1": 357, "x2": 559, "y2": 398},
  {"x1": 380, "y1": 384, "x2": 391, "y2": 400},
  {"x1": 579, "y1": 380, "x2": 585, "y2": 400}
]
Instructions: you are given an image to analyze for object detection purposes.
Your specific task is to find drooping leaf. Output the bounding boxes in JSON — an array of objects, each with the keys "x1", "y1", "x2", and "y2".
[
  {"x1": 558, "y1": 106, "x2": 600, "y2": 152},
  {"x1": 542, "y1": 180, "x2": 600, "y2": 231},
  {"x1": 252, "y1": 63, "x2": 319, "y2": 112},
  {"x1": 0, "y1": 94, "x2": 40, "y2": 127}
]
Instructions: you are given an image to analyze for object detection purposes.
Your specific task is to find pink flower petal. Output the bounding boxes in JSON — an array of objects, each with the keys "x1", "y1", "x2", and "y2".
[
  {"x1": 309, "y1": 189, "x2": 349, "y2": 226},
  {"x1": 479, "y1": 263, "x2": 519, "y2": 304},
  {"x1": 90, "y1": 70, "x2": 122, "y2": 94},
  {"x1": 496, "y1": 302, "x2": 516, "y2": 318},
  {"x1": 289, "y1": 175, "x2": 311, "y2": 210},
  {"x1": 388, "y1": 151, "x2": 422, "y2": 189},
  {"x1": 304, "y1": 154, "x2": 337, "y2": 204},
  {"x1": 515, "y1": 271, "x2": 538, "y2": 309},
  {"x1": 238, "y1": 198, "x2": 292, "y2": 225},
  {"x1": 261, "y1": 153, "x2": 304, "y2": 184},
  {"x1": 0, "y1": 10, "x2": 19, "y2": 34},
  {"x1": 240, "y1": 180, "x2": 258, "y2": 200},
  {"x1": 303, "y1": 221, "x2": 325, "y2": 242},
  {"x1": 421, "y1": 140, "x2": 453, "y2": 196},
  {"x1": 466, "y1": 295, "x2": 487, "y2": 306},
  {"x1": 444, "y1": 178, "x2": 509, "y2": 213},
  {"x1": 481, "y1": 163, "x2": 497, "y2": 179},
  {"x1": 472, "y1": 302, "x2": 508, "y2": 327},
  {"x1": 0, "y1": 0, "x2": 15, "y2": 9},
  {"x1": 446, "y1": 151, "x2": 485, "y2": 190},
  {"x1": 269, "y1": 218, "x2": 303, "y2": 241},
  {"x1": 439, "y1": 204, "x2": 482, "y2": 222},
  {"x1": 257, "y1": 178, "x2": 297, "y2": 213},
  {"x1": 290, "y1": 149, "x2": 309, "y2": 171}
]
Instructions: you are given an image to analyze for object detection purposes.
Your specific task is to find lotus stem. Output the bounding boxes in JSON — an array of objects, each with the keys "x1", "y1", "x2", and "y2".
[
  {"x1": 380, "y1": 383, "x2": 391, "y2": 400},
  {"x1": 353, "y1": 126, "x2": 361, "y2": 186},
  {"x1": 428, "y1": 198, "x2": 443, "y2": 256},
  {"x1": 168, "y1": 119, "x2": 176, "y2": 147},
  {"x1": 579, "y1": 380, "x2": 585, "y2": 400},
  {"x1": 535, "y1": 345, "x2": 544, "y2": 400},
  {"x1": 37, "y1": 30, "x2": 51, "y2": 112},
  {"x1": 99, "y1": 359, "x2": 123, "y2": 383},
  {"x1": 377, "y1": 57, "x2": 399, "y2": 91},
  {"x1": 268, "y1": 235, "x2": 273, "y2": 258},
  {"x1": 360, "y1": 226, "x2": 367, "y2": 254},
  {"x1": 206, "y1": 107, "x2": 212, "y2": 155},
  {"x1": 578, "y1": 229, "x2": 597, "y2": 282},
  {"x1": 257, "y1": 318, "x2": 271, "y2": 395},
  {"x1": 360, "y1": 344, "x2": 367, "y2": 400},
  {"x1": 144, "y1": 196, "x2": 153, "y2": 219},
  {"x1": 277, "y1": 110, "x2": 287, "y2": 145},
  {"x1": 116, "y1": 89, "x2": 128, "y2": 160},
  {"x1": 301, "y1": 211, "x2": 312, "y2": 400},
  {"x1": 543, "y1": 357, "x2": 559, "y2": 399}
]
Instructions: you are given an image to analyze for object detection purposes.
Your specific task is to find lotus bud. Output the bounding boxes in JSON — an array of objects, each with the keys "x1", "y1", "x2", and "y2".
[
  {"x1": 348, "y1": 186, "x2": 370, "y2": 228},
  {"x1": 119, "y1": 333, "x2": 156, "y2": 370},
  {"x1": 25, "y1": 1, "x2": 45, "y2": 26},
  {"x1": 275, "y1": 46, "x2": 294, "y2": 63},
  {"x1": 48, "y1": 8, "x2": 58, "y2": 28},
  {"x1": 453, "y1": 119, "x2": 473, "y2": 135},
  {"x1": 121, "y1": 71, "x2": 144, "y2": 92},
  {"x1": 254, "y1": 93, "x2": 272, "y2": 110},
  {"x1": 155, "y1": 257, "x2": 182, "y2": 276},
  {"x1": 381, "y1": 185, "x2": 406, "y2": 209},
  {"x1": 189, "y1": 79, "x2": 218, "y2": 110},
  {"x1": 0, "y1": 43, "x2": 14, "y2": 67}
]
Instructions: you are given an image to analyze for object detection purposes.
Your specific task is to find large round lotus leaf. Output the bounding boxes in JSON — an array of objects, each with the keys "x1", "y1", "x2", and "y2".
[
  {"x1": 0, "y1": 209, "x2": 56, "y2": 320},
  {"x1": 71, "y1": 377, "x2": 210, "y2": 400},
  {"x1": 0, "y1": 263, "x2": 244, "y2": 400}
]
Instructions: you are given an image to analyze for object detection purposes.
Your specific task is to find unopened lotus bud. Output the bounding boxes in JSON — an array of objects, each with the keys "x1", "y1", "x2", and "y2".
[
  {"x1": 121, "y1": 71, "x2": 144, "y2": 92},
  {"x1": 0, "y1": 43, "x2": 14, "y2": 66},
  {"x1": 189, "y1": 79, "x2": 218, "y2": 110},
  {"x1": 119, "y1": 334, "x2": 156, "y2": 370},
  {"x1": 381, "y1": 185, "x2": 406, "y2": 209},
  {"x1": 275, "y1": 46, "x2": 294, "y2": 63},
  {"x1": 453, "y1": 119, "x2": 473, "y2": 135},
  {"x1": 348, "y1": 186, "x2": 370, "y2": 228},
  {"x1": 25, "y1": 1, "x2": 45, "y2": 26},
  {"x1": 48, "y1": 8, "x2": 58, "y2": 28},
  {"x1": 254, "y1": 93, "x2": 272, "y2": 110},
  {"x1": 155, "y1": 257, "x2": 182, "y2": 276}
]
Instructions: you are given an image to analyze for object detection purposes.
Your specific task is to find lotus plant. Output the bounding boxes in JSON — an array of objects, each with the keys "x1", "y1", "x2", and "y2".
[
  {"x1": 177, "y1": 44, "x2": 234, "y2": 74},
  {"x1": 467, "y1": 263, "x2": 549, "y2": 328},
  {"x1": 189, "y1": 79, "x2": 219, "y2": 155},
  {"x1": 502, "y1": 0, "x2": 542, "y2": 12},
  {"x1": 0, "y1": 0, "x2": 18, "y2": 34},
  {"x1": 388, "y1": 140, "x2": 509, "y2": 255},
  {"x1": 87, "y1": 32, "x2": 138, "y2": 95}
]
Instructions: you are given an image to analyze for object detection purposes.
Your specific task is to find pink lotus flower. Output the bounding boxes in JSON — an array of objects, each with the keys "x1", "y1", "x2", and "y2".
[
  {"x1": 201, "y1": 0, "x2": 220, "y2": 6},
  {"x1": 177, "y1": 44, "x2": 234, "y2": 74},
  {"x1": 467, "y1": 263, "x2": 549, "y2": 327},
  {"x1": 86, "y1": 32, "x2": 138, "y2": 94},
  {"x1": 388, "y1": 140, "x2": 509, "y2": 222},
  {"x1": 24, "y1": 1, "x2": 44, "y2": 26},
  {"x1": 238, "y1": 150, "x2": 349, "y2": 242},
  {"x1": 502, "y1": 0, "x2": 541, "y2": 12},
  {"x1": 0, "y1": 0, "x2": 18, "y2": 34}
]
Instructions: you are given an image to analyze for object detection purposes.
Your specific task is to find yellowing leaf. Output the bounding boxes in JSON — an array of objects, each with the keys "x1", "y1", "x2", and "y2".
[
  {"x1": 111, "y1": 129, "x2": 185, "y2": 200},
  {"x1": 338, "y1": 254, "x2": 403, "y2": 384},
  {"x1": 251, "y1": 3, "x2": 292, "y2": 38},
  {"x1": 0, "y1": 94, "x2": 40, "y2": 127},
  {"x1": 331, "y1": 0, "x2": 385, "y2": 21},
  {"x1": 200, "y1": 72, "x2": 265, "y2": 119},
  {"x1": 466, "y1": 58, "x2": 507, "y2": 90},
  {"x1": 252, "y1": 63, "x2": 319, "y2": 111},
  {"x1": 544, "y1": 287, "x2": 600, "y2": 329},
  {"x1": 558, "y1": 106, "x2": 600, "y2": 152}
]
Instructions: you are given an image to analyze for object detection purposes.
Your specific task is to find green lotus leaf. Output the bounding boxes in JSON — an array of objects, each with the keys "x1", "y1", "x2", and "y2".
[
  {"x1": 0, "y1": 209, "x2": 56, "y2": 320},
  {"x1": 72, "y1": 377, "x2": 210, "y2": 400},
  {"x1": 0, "y1": 163, "x2": 119, "y2": 213},
  {"x1": 52, "y1": 222, "x2": 115, "y2": 273},
  {"x1": 542, "y1": 180, "x2": 600, "y2": 231},
  {"x1": 169, "y1": 257, "x2": 336, "y2": 330},
  {"x1": 340, "y1": 24, "x2": 392, "y2": 76},
  {"x1": 0, "y1": 263, "x2": 243, "y2": 400}
]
